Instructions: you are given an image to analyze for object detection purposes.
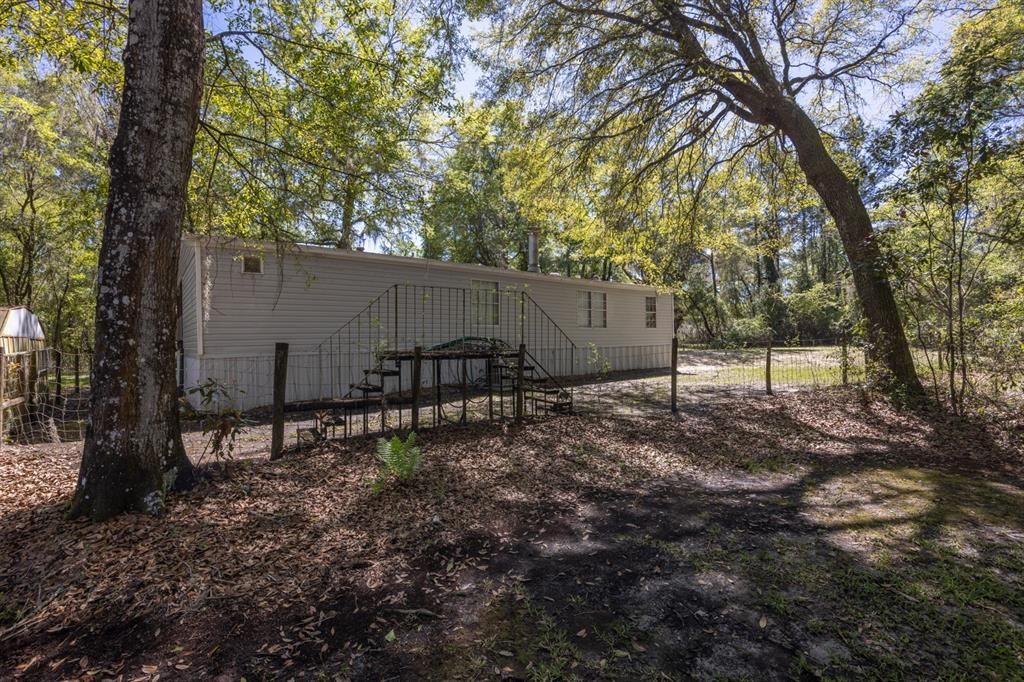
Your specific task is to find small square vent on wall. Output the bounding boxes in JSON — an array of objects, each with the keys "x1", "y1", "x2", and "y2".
[{"x1": 242, "y1": 255, "x2": 263, "y2": 274}]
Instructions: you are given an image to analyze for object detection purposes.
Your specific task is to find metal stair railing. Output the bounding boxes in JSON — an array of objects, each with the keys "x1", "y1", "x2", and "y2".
[{"x1": 313, "y1": 284, "x2": 577, "y2": 409}]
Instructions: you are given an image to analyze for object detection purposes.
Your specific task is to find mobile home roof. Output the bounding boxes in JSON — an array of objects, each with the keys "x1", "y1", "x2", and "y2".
[{"x1": 183, "y1": 235, "x2": 664, "y2": 293}]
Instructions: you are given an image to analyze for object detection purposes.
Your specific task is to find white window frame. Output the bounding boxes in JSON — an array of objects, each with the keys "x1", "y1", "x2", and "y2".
[
  {"x1": 577, "y1": 290, "x2": 607, "y2": 328},
  {"x1": 471, "y1": 280, "x2": 500, "y2": 326},
  {"x1": 645, "y1": 296, "x2": 657, "y2": 328},
  {"x1": 241, "y1": 255, "x2": 264, "y2": 274}
]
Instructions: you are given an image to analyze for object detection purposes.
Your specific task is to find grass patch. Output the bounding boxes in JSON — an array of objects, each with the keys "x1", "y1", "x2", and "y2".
[
  {"x1": 437, "y1": 586, "x2": 583, "y2": 682},
  {"x1": 752, "y1": 468, "x2": 1024, "y2": 678},
  {"x1": 740, "y1": 455, "x2": 791, "y2": 473}
]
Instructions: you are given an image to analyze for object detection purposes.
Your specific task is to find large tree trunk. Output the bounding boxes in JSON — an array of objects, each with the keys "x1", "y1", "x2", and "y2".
[
  {"x1": 778, "y1": 101, "x2": 923, "y2": 395},
  {"x1": 655, "y1": 10, "x2": 923, "y2": 395},
  {"x1": 336, "y1": 176, "x2": 359, "y2": 249},
  {"x1": 69, "y1": 0, "x2": 204, "y2": 521}
]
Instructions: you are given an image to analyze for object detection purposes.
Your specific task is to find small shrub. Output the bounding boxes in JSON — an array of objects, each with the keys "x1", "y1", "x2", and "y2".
[
  {"x1": 587, "y1": 342, "x2": 612, "y2": 376},
  {"x1": 374, "y1": 432, "x2": 423, "y2": 491},
  {"x1": 714, "y1": 316, "x2": 770, "y2": 348},
  {"x1": 188, "y1": 379, "x2": 251, "y2": 469}
]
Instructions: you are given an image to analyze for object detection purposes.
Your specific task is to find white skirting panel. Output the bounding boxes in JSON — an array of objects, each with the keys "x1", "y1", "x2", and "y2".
[{"x1": 185, "y1": 343, "x2": 674, "y2": 412}]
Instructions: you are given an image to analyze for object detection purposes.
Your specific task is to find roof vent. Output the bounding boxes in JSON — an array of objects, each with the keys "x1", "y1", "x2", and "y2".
[{"x1": 527, "y1": 230, "x2": 539, "y2": 273}]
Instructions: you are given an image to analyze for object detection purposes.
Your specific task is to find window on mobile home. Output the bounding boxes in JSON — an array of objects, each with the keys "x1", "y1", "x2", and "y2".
[
  {"x1": 577, "y1": 290, "x2": 607, "y2": 328},
  {"x1": 471, "y1": 280, "x2": 500, "y2": 326}
]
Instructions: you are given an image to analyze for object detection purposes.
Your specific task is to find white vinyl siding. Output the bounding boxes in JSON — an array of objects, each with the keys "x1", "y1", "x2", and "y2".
[
  {"x1": 183, "y1": 237, "x2": 674, "y2": 408},
  {"x1": 471, "y1": 280, "x2": 499, "y2": 326},
  {"x1": 577, "y1": 290, "x2": 607, "y2": 328},
  {"x1": 178, "y1": 241, "x2": 198, "y2": 355},
  {"x1": 194, "y1": 244, "x2": 669, "y2": 355}
]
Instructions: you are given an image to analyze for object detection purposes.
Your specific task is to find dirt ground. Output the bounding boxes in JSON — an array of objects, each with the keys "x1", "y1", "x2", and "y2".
[{"x1": 1, "y1": 388, "x2": 1023, "y2": 680}]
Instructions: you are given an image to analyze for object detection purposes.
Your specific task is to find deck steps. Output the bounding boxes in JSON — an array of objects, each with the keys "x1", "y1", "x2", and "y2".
[
  {"x1": 365, "y1": 368, "x2": 400, "y2": 377},
  {"x1": 350, "y1": 382, "x2": 383, "y2": 393},
  {"x1": 313, "y1": 283, "x2": 577, "y2": 436}
]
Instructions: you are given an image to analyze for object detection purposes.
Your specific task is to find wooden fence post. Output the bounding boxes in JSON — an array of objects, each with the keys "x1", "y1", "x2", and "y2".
[
  {"x1": 270, "y1": 342, "x2": 289, "y2": 460},
  {"x1": 460, "y1": 357, "x2": 468, "y2": 425},
  {"x1": 54, "y1": 350, "x2": 63, "y2": 400},
  {"x1": 671, "y1": 336, "x2": 679, "y2": 413},
  {"x1": 765, "y1": 337, "x2": 774, "y2": 396},
  {"x1": 515, "y1": 343, "x2": 526, "y2": 421},
  {"x1": 23, "y1": 352, "x2": 31, "y2": 404},
  {"x1": 411, "y1": 346, "x2": 422, "y2": 432},
  {"x1": 0, "y1": 349, "x2": 5, "y2": 451},
  {"x1": 434, "y1": 361, "x2": 442, "y2": 427}
]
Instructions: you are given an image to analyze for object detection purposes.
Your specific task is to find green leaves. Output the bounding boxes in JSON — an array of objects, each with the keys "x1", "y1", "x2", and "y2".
[
  {"x1": 0, "y1": 65, "x2": 107, "y2": 348},
  {"x1": 877, "y1": 0, "x2": 1024, "y2": 410},
  {"x1": 191, "y1": 0, "x2": 462, "y2": 245},
  {"x1": 422, "y1": 102, "x2": 537, "y2": 268},
  {"x1": 374, "y1": 431, "x2": 423, "y2": 488}
]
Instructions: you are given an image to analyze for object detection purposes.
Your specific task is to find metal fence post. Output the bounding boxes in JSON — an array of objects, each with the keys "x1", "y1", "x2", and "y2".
[
  {"x1": 671, "y1": 336, "x2": 679, "y2": 413},
  {"x1": 516, "y1": 343, "x2": 526, "y2": 421},
  {"x1": 765, "y1": 337, "x2": 773, "y2": 396}
]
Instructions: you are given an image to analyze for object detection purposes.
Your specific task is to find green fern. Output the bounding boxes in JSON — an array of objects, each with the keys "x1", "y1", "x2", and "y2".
[{"x1": 374, "y1": 432, "x2": 423, "y2": 489}]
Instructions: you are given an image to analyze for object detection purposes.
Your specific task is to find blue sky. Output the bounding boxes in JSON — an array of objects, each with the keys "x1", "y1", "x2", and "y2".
[
  {"x1": 455, "y1": 59, "x2": 483, "y2": 100},
  {"x1": 449, "y1": 14, "x2": 956, "y2": 123},
  {"x1": 204, "y1": 7, "x2": 954, "y2": 123}
]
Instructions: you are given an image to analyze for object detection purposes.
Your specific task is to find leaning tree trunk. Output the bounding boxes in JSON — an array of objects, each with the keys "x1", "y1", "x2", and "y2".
[
  {"x1": 69, "y1": 0, "x2": 204, "y2": 521},
  {"x1": 777, "y1": 100, "x2": 924, "y2": 397}
]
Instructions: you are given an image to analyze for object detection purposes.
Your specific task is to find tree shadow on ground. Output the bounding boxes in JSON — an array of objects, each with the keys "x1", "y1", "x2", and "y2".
[
  {"x1": 355, "y1": 397, "x2": 1023, "y2": 680},
  {"x1": 374, "y1": 473, "x2": 1023, "y2": 678},
  {"x1": 0, "y1": 391, "x2": 1021, "y2": 680}
]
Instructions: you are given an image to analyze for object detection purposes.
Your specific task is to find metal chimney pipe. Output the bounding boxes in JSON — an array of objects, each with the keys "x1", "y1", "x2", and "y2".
[{"x1": 527, "y1": 229, "x2": 539, "y2": 273}]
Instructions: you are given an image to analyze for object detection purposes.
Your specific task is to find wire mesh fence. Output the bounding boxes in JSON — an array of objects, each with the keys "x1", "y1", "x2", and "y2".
[
  {"x1": 0, "y1": 341, "x2": 862, "y2": 448},
  {"x1": 569, "y1": 340, "x2": 868, "y2": 414},
  {"x1": 217, "y1": 345, "x2": 576, "y2": 449},
  {"x1": 675, "y1": 342, "x2": 866, "y2": 390},
  {"x1": 5, "y1": 338, "x2": 1014, "y2": 453},
  {"x1": 0, "y1": 348, "x2": 92, "y2": 446}
]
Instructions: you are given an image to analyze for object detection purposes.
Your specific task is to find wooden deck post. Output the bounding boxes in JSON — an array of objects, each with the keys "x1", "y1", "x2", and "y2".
[
  {"x1": 317, "y1": 345, "x2": 323, "y2": 400},
  {"x1": 411, "y1": 346, "x2": 422, "y2": 432},
  {"x1": 270, "y1": 342, "x2": 289, "y2": 460},
  {"x1": 515, "y1": 343, "x2": 526, "y2": 421},
  {"x1": 765, "y1": 336, "x2": 773, "y2": 396},
  {"x1": 671, "y1": 336, "x2": 678, "y2": 413}
]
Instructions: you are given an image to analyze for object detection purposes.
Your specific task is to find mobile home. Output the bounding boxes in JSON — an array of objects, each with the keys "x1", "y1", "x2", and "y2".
[{"x1": 178, "y1": 236, "x2": 674, "y2": 410}]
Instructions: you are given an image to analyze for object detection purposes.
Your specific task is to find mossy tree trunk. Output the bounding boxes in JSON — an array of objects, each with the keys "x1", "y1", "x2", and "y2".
[{"x1": 69, "y1": 0, "x2": 204, "y2": 521}]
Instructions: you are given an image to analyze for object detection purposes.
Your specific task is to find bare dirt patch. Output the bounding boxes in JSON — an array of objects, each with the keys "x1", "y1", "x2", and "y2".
[{"x1": 1, "y1": 389, "x2": 1022, "y2": 680}]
